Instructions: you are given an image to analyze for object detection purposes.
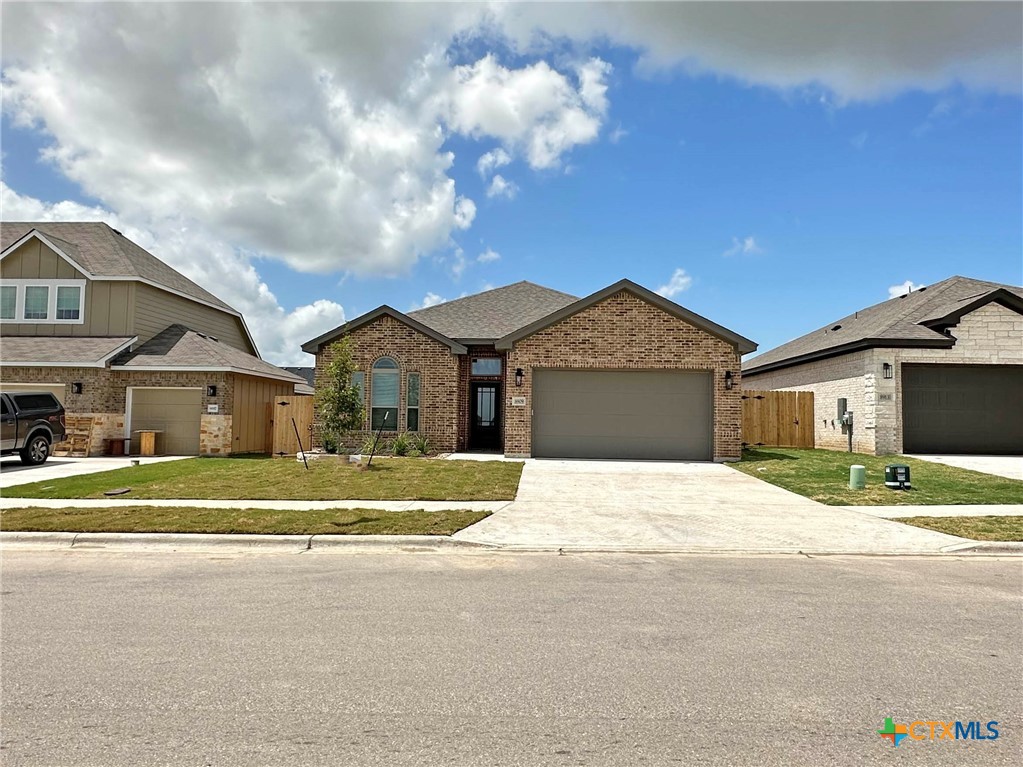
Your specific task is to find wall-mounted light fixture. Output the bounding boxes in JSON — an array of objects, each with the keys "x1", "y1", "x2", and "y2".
[
  {"x1": 514, "y1": 368, "x2": 524, "y2": 387},
  {"x1": 71, "y1": 382, "x2": 83, "y2": 395},
  {"x1": 206, "y1": 385, "x2": 218, "y2": 397},
  {"x1": 724, "y1": 371, "x2": 734, "y2": 390},
  {"x1": 882, "y1": 362, "x2": 893, "y2": 380}
]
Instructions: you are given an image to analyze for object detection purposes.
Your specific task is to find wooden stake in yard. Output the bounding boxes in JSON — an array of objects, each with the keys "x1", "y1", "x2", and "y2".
[
  {"x1": 366, "y1": 410, "x2": 391, "y2": 468},
  {"x1": 292, "y1": 418, "x2": 309, "y2": 470}
]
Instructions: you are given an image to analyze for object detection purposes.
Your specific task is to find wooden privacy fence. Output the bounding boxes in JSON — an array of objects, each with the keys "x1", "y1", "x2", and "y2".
[
  {"x1": 742, "y1": 390, "x2": 815, "y2": 448},
  {"x1": 270, "y1": 396, "x2": 315, "y2": 456}
]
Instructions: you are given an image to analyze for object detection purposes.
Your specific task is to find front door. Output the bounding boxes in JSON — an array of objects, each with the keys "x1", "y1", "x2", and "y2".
[{"x1": 470, "y1": 382, "x2": 502, "y2": 451}]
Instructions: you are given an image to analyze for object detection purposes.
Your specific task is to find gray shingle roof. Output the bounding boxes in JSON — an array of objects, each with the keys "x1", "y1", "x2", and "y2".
[
  {"x1": 1, "y1": 222, "x2": 236, "y2": 312},
  {"x1": 112, "y1": 325, "x2": 304, "y2": 383},
  {"x1": 744, "y1": 275, "x2": 1023, "y2": 375},
  {"x1": 407, "y1": 281, "x2": 578, "y2": 340},
  {"x1": 0, "y1": 336, "x2": 135, "y2": 366}
]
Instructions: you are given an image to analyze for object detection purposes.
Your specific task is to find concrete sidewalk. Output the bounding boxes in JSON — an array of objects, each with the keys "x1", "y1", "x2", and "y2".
[{"x1": 906, "y1": 454, "x2": 1023, "y2": 481}]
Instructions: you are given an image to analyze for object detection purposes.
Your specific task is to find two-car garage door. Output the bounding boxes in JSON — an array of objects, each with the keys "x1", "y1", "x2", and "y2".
[
  {"x1": 532, "y1": 369, "x2": 713, "y2": 460},
  {"x1": 903, "y1": 364, "x2": 1023, "y2": 454}
]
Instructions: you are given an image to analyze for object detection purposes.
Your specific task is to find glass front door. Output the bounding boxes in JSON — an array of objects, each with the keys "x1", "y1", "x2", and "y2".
[{"x1": 470, "y1": 382, "x2": 502, "y2": 451}]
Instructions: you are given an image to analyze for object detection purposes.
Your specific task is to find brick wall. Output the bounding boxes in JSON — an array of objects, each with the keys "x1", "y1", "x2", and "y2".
[
  {"x1": 503, "y1": 291, "x2": 744, "y2": 460},
  {"x1": 313, "y1": 315, "x2": 460, "y2": 452}
]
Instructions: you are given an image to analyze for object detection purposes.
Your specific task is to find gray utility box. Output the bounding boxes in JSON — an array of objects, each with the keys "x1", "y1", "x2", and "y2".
[{"x1": 885, "y1": 464, "x2": 912, "y2": 490}]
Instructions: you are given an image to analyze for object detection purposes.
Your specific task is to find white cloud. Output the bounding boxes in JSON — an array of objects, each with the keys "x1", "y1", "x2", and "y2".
[
  {"x1": 477, "y1": 147, "x2": 512, "y2": 178},
  {"x1": 497, "y1": 3, "x2": 1021, "y2": 102},
  {"x1": 477, "y1": 248, "x2": 501, "y2": 263},
  {"x1": 888, "y1": 280, "x2": 926, "y2": 298},
  {"x1": 723, "y1": 236, "x2": 763, "y2": 257},
  {"x1": 439, "y1": 54, "x2": 611, "y2": 170},
  {"x1": 0, "y1": 4, "x2": 609, "y2": 280},
  {"x1": 486, "y1": 174, "x2": 518, "y2": 199},
  {"x1": 655, "y1": 268, "x2": 693, "y2": 299},
  {"x1": 850, "y1": 131, "x2": 868, "y2": 150},
  {"x1": 609, "y1": 124, "x2": 629, "y2": 143},
  {"x1": 411, "y1": 292, "x2": 447, "y2": 310},
  {"x1": 0, "y1": 183, "x2": 344, "y2": 366},
  {"x1": 449, "y1": 248, "x2": 468, "y2": 279}
]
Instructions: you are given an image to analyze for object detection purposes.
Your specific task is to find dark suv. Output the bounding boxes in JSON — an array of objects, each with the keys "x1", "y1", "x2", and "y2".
[{"x1": 1, "y1": 392, "x2": 67, "y2": 465}]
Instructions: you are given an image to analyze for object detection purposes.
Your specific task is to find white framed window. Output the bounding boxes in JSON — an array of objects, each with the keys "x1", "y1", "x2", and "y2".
[
  {"x1": 56, "y1": 286, "x2": 82, "y2": 320},
  {"x1": 371, "y1": 357, "x2": 399, "y2": 430},
  {"x1": 0, "y1": 279, "x2": 86, "y2": 324},
  {"x1": 407, "y1": 372, "x2": 420, "y2": 432},
  {"x1": 24, "y1": 286, "x2": 49, "y2": 320},
  {"x1": 0, "y1": 285, "x2": 15, "y2": 320}
]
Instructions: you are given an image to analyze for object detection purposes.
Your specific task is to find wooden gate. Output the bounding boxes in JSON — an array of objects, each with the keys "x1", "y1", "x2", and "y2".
[
  {"x1": 742, "y1": 390, "x2": 815, "y2": 448},
  {"x1": 270, "y1": 396, "x2": 315, "y2": 456}
]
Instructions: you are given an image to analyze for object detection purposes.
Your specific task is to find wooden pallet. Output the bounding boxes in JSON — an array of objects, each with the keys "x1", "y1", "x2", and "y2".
[{"x1": 54, "y1": 415, "x2": 94, "y2": 457}]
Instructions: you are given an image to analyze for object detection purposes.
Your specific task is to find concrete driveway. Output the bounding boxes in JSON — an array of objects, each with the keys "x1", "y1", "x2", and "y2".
[
  {"x1": 454, "y1": 459, "x2": 971, "y2": 553},
  {"x1": 0, "y1": 455, "x2": 189, "y2": 490},
  {"x1": 907, "y1": 454, "x2": 1023, "y2": 481}
]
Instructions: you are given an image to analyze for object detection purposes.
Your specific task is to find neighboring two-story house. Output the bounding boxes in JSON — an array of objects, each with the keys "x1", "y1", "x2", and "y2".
[{"x1": 0, "y1": 222, "x2": 304, "y2": 455}]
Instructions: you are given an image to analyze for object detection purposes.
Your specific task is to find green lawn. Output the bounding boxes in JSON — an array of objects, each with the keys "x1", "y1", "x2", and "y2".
[
  {"x1": 733, "y1": 448, "x2": 1023, "y2": 506},
  {"x1": 8, "y1": 457, "x2": 523, "y2": 501},
  {"x1": 0, "y1": 506, "x2": 489, "y2": 536},
  {"x1": 895, "y1": 516, "x2": 1023, "y2": 541}
]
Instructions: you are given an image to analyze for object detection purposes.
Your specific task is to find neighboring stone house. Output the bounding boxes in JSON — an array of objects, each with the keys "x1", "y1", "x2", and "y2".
[
  {"x1": 742, "y1": 276, "x2": 1023, "y2": 455},
  {"x1": 302, "y1": 279, "x2": 756, "y2": 461},
  {"x1": 1, "y1": 222, "x2": 303, "y2": 455}
]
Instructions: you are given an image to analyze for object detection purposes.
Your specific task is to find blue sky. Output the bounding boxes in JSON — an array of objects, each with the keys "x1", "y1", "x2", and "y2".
[{"x1": 2, "y1": 3, "x2": 1020, "y2": 364}]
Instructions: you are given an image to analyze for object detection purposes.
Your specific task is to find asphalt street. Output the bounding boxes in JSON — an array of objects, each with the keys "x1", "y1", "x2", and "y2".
[{"x1": 1, "y1": 549, "x2": 1020, "y2": 766}]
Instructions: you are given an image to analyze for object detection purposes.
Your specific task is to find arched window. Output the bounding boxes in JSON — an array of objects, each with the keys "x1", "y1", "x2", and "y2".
[{"x1": 371, "y1": 357, "x2": 399, "y2": 430}]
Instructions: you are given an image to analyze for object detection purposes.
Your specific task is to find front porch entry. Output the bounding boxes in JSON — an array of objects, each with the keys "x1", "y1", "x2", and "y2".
[{"x1": 470, "y1": 382, "x2": 502, "y2": 451}]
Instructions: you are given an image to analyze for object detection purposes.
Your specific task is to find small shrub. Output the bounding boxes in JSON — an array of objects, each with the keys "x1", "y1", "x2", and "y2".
[
  {"x1": 410, "y1": 433, "x2": 430, "y2": 455},
  {"x1": 361, "y1": 435, "x2": 392, "y2": 456},
  {"x1": 392, "y1": 432, "x2": 413, "y2": 457}
]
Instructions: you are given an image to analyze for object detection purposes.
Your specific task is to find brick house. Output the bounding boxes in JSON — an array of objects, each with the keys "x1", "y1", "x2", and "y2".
[
  {"x1": 742, "y1": 276, "x2": 1023, "y2": 455},
  {"x1": 1, "y1": 223, "x2": 304, "y2": 455},
  {"x1": 302, "y1": 279, "x2": 756, "y2": 461}
]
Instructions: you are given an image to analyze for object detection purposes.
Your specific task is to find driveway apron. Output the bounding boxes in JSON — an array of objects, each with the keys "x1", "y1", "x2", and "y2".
[{"x1": 454, "y1": 459, "x2": 970, "y2": 553}]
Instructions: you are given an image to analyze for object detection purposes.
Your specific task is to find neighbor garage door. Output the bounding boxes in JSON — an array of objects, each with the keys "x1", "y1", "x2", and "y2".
[
  {"x1": 129, "y1": 388, "x2": 202, "y2": 455},
  {"x1": 2, "y1": 383, "x2": 66, "y2": 404},
  {"x1": 903, "y1": 364, "x2": 1023, "y2": 454},
  {"x1": 532, "y1": 369, "x2": 713, "y2": 460}
]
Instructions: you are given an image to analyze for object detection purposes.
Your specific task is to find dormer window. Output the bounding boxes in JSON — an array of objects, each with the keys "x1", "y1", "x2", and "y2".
[{"x1": 0, "y1": 279, "x2": 86, "y2": 324}]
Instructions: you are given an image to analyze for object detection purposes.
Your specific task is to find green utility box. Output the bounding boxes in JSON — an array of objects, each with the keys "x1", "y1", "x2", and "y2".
[{"x1": 885, "y1": 464, "x2": 912, "y2": 490}]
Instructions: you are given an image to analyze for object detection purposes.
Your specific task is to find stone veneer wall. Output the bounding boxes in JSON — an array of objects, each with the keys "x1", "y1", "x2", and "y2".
[
  {"x1": 1, "y1": 365, "x2": 233, "y2": 455},
  {"x1": 313, "y1": 315, "x2": 460, "y2": 452},
  {"x1": 503, "y1": 291, "x2": 744, "y2": 460},
  {"x1": 200, "y1": 414, "x2": 233, "y2": 455}
]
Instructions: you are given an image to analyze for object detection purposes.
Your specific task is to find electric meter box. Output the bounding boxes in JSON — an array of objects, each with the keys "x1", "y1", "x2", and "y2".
[{"x1": 884, "y1": 464, "x2": 911, "y2": 490}]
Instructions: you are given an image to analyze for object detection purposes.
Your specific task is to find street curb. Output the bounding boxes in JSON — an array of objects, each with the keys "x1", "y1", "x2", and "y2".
[
  {"x1": 0, "y1": 531, "x2": 496, "y2": 551},
  {"x1": 1, "y1": 531, "x2": 1018, "y2": 556}
]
